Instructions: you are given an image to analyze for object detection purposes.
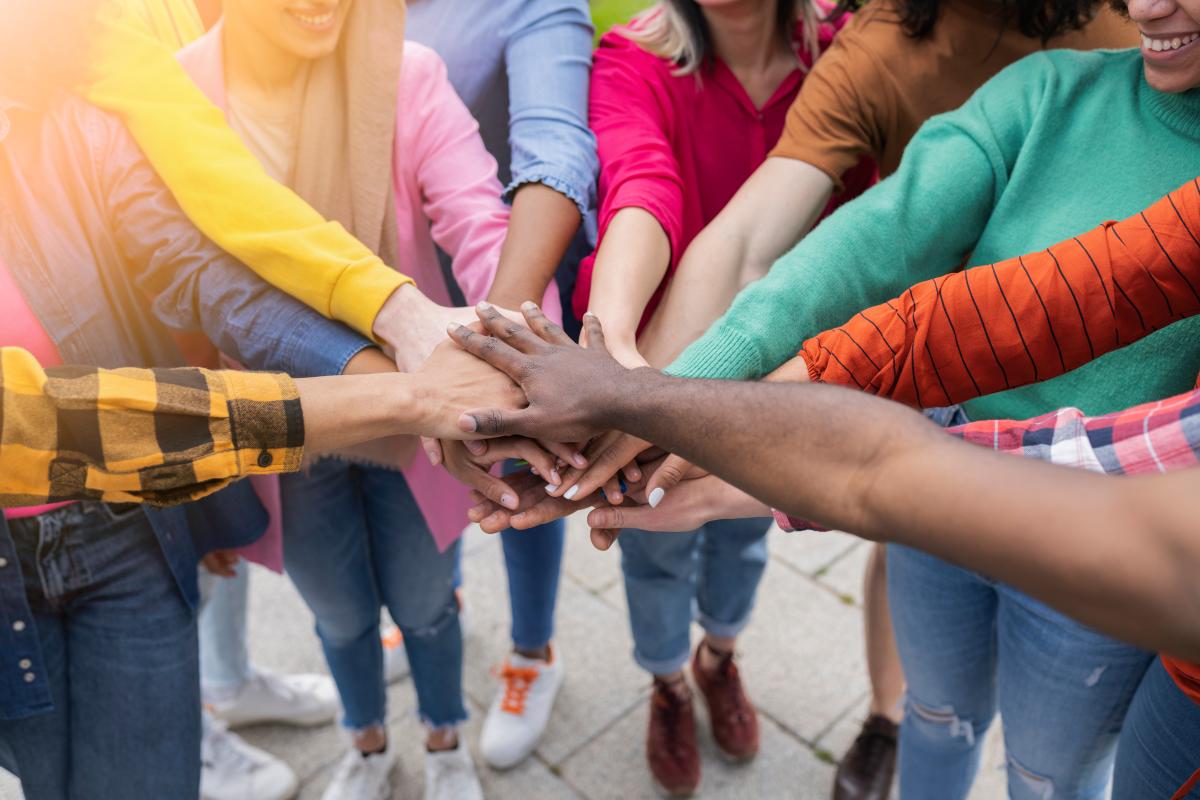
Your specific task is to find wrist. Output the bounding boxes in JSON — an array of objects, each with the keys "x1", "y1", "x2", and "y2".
[
  {"x1": 600, "y1": 366, "x2": 663, "y2": 431},
  {"x1": 373, "y1": 284, "x2": 430, "y2": 352}
]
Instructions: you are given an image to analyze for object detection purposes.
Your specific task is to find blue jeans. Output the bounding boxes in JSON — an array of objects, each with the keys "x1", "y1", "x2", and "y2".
[
  {"x1": 619, "y1": 517, "x2": 772, "y2": 675},
  {"x1": 281, "y1": 460, "x2": 466, "y2": 729},
  {"x1": 501, "y1": 521, "x2": 564, "y2": 651},
  {"x1": 1113, "y1": 658, "x2": 1200, "y2": 798},
  {"x1": 0, "y1": 503, "x2": 200, "y2": 799},
  {"x1": 199, "y1": 563, "x2": 252, "y2": 693},
  {"x1": 888, "y1": 542, "x2": 1153, "y2": 799}
]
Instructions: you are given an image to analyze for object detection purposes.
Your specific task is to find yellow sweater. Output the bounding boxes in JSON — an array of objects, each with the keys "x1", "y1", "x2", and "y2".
[{"x1": 85, "y1": 0, "x2": 412, "y2": 340}]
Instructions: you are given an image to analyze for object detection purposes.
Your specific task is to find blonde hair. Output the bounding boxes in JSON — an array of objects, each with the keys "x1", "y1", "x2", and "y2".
[{"x1": 624, "y1": 0, "x2": 826, "y2": 77}]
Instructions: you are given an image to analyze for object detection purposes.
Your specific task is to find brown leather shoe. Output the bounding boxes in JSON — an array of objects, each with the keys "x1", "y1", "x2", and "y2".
[
  {"x1": 691, "y1": 643, "x2": 759, "y2": 762},
  {"x1": 646, "y1": 678, "x2": 701, "y2": 797},
  {"x1": 833, "y1": 714, "x2": 898, "y2": 800}
]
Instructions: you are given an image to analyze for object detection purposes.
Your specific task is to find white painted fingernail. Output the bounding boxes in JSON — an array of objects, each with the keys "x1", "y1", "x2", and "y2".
[
  {"x1": 564, "y1": 485, "x2": 580, "y2": 500},
  {"x1": 521, "y1": 301, "x2": 537, "y2": 311},
  {"x1": 648, "y1": 488, "x2": 665, "y2": 508},
  {"x1": 544, "y1": 484, "x2": 559, "y2": 494}
]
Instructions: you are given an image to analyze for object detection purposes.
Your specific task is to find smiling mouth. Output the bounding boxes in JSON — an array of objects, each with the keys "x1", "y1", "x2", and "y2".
[
  {"x1": 288, "y1": 8, "x2": 336, "y2": 29},
  {"x1": 1141, "y1": 31, "x2": 1200, "y2": 52}
]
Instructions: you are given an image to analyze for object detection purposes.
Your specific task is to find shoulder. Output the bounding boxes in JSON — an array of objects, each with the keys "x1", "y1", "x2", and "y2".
[
  {"x1": 971, "y1": 47, "x2": 1139, "y2": 112},
  {"x1": 594, "y1": 27, "x2": 674, "y2": 83},
  {"x1": 400, "y1": 40, "x2": 449, "y2": 81}
]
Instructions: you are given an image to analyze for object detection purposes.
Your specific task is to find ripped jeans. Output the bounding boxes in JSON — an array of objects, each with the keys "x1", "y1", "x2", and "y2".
[
  {"x1": 281, "y1": 460, "x2": 465, "y2": 730},
  {"x1": 888, "y1": 543, "x2": 1153, "y2": 799}
]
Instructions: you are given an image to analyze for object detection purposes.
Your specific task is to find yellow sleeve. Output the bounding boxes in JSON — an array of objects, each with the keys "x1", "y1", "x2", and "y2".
[{"x1": 84, "y1": 3, "x2": 413, "y2": 340}]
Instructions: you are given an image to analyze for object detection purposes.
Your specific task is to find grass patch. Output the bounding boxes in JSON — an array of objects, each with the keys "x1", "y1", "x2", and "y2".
[{"x1": 591, "y1": 0, "x2": 652, "y2": 38}]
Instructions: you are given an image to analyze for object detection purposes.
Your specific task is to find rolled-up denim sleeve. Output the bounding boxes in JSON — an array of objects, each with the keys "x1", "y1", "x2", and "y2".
[
  {"x1": 95, "y1": 102, "x2": 372, "y2": 378},
  {"x1": 503, "y1": 0, "x2": 598, "y2": 216}
]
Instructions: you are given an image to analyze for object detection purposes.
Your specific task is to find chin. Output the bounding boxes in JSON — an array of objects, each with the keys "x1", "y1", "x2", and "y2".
[{"x1": 1143, "y1": 66, "x2": 1200, "y2": 93}]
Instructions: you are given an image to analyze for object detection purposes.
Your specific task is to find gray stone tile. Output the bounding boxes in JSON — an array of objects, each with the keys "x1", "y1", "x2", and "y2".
[
  {"x1": 814, "y1": 540, "x2": 871, "y2": 606},
  {"x1": 811, "y1": 693, "x2": 871, "y2": 764},
  {"x1": 243, "y1": 565, "x2": 331, "y2": 676},
  {"x1": 769, "y1": 527, "x2": 860, "y2": 577},
  {"x1": 561, "y1": 512, "x2": 623, "y2": 594},
  {"x1": 736, "y1": 559, "x2": 870, "y2": 742},
  {"x1": 560, "y1": 693, "x2": 834, "y2": 799},
  {"x1": 967, "y1": 719, "x2": 1008, "y2": 800},
  {"x1": 458, "y1": 527, "x2": 648, "y2": 766}
]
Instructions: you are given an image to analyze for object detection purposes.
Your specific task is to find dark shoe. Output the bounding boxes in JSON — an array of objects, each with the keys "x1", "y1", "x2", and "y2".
[
  {"x1": 691, "y1": 643, "x2": 759, "y2": 762},
  {"x1": 647, "y1": 678, "x2": 700, "y2": 797},
  {"x1": 833, "y1": 714, "x2": 898, "y2": 800}
]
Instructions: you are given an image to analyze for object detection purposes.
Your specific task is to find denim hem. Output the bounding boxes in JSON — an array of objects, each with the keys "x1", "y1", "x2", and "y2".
[
  {"x1": 697, "y1": 609, "x2": 753, "y2": 641},
  {"x1": 634, "y1": 648, "x2": 691, "y2": 677},
  {"x1": 344, "y1": 717, "x2": 388, "y2": 735},
  {"x1": 418, "y1": 709, "x2": 469, "y2": 730},
  {"x1": 510, "y1": 634, "x2": 554, "y2": 652}
]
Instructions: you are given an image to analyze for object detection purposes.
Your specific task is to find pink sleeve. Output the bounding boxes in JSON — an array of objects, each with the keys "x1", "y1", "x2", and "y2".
[
  {"x1": 399, "y1": 47, "x2": 509, "y2": 307},
  {"x1": 590, "y1": 34, "x2": 685, "y2": 268}
]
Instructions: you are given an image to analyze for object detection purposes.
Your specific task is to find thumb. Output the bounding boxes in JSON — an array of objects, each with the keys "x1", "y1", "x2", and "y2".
[
  {"x1": 459, "y1": 407, "x2": 539, "y2": 438},
  {"x1": 645, "y1": 454, "x2": 691, "y2": 509}
]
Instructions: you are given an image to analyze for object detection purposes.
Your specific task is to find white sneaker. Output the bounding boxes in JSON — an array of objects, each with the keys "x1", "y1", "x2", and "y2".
[
  {"x1": 206, "y1": 669, "x2": 339, "y2": 729},
  {"x1": 381, "y1": 621, "x2": 410, "y2": 684},
  {"x1": 424, "y1": 742, "x2": 483, "y2": 800},
  {"x1": 479, "y1": 647, "x2": 563, "y2": 769},
  {"x1": 321, "y1": 740, "x2": 396, "y2": 800},
  {"x1": 201, "y1": 720, "x2": 298, "y2": 800}
]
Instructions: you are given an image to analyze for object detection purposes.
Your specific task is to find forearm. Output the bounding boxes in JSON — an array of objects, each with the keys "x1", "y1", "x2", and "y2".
[
  {"x1": 586, "y1": 207, "x2": 672, "y2": 353},
  {"x1": 296, "y1": 372, "x2": 436, "y2": 454},
  {"x1": 641, "y1": 159, "x2": 832, "y2": 368},
  {"x1": 601, "y1": 372, "x2": 1200, "y2": 659},
  {"x1": 488, "y1": 184, "x2": 581, "y2": 307}
]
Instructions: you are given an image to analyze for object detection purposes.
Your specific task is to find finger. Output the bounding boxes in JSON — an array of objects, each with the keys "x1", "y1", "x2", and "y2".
[
  {"x1": 621, "y1": 460, "x2": 643, "y2": 484},
  {"x1": 421, "y1": 436, "x2": 444, "y2": 466},
  {"x1": 581, "y1": 312, "x2": 608, "y2": 354},
  {"x1": 646, "y1": 453, "x2": 692, "y2": 508},
  {"x1": 475, "y1": 302, "x2": 547, "y2": 354},
  {"x1": 509, "y1": 494, "x2": 588, "y2": 530},
  {"x1": 603, "y1": 475, "x2": 623, "y2": 506},
  {"x1": 538, "y1": 439, "x2": 587, "y2": 470},
  {"x1": 448, "y1": 321, "x2": 525, "y2": 374},
  {"x1": 553, "y1": 434, "x2": 649, "y2": 502},
  {"x1": 459, "y1": 407, "x2": 541, "y2": 438},
  {"x1": 589, "y1": 527, "x2": 620, "y2": 551},
  {"x1": 494, "y1": 439, "x2": 561, "y2": 486},
  {"x1": 481, "y1": 509, "x2": 513, "y2": 534},
  {"x1": 520, "y1": 301, "x2": 574, "y2": 346},
  {"x1": 464, "y1": 439, "x2": 488, "y2": 457},
  {"x1": 456, "y1": 466, "x2": 520, "y2": 511}
]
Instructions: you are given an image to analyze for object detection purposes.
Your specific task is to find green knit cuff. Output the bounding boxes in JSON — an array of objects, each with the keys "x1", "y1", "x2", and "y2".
[{"x1": 665, "y1": 325, "x2": 765, "y2": 381}]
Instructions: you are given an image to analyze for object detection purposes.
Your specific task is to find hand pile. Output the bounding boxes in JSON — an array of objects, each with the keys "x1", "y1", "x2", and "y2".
[{"x1": 412, "y1": 300, "x2": 709, "y2": 550}]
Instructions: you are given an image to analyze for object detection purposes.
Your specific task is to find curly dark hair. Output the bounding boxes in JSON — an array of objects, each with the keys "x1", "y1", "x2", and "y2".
[{"x1": 830, "y1": 0, "x2": 1101, "y2": 42}]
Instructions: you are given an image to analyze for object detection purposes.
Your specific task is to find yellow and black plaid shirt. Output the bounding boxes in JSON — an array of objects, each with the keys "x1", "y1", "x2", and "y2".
[{"x1": 0, "y1": 347, "x2": 304, "y2": 508}]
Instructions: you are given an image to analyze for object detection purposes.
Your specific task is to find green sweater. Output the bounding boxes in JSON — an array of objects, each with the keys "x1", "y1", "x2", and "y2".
[{"x1": 670, "y1": 49, "x2": 1200, "y2": 421}]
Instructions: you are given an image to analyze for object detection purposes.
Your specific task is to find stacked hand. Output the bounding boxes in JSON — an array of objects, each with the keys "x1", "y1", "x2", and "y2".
[{"x1": 437, "y1": 301, "x2": 763, "y2": 548}]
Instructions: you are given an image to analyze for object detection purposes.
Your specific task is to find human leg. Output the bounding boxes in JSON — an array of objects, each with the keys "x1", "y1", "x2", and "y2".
[{"x1": 1113, "y1": 658, "x2": 1200, "y2": 799}]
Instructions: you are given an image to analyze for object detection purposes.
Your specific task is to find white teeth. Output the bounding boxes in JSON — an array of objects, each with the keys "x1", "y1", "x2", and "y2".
[
  {"x1": 292, "y1": 10, "x2": 334, "y2": 26},
  {"x1": 1142, "y1": 31, "x2": 1200, "y2": 52}
]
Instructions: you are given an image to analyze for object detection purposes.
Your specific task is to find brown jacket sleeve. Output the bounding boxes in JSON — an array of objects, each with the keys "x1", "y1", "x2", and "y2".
[{"x1": 797, "y1": 179, "x2": 1200, "y2": 407}]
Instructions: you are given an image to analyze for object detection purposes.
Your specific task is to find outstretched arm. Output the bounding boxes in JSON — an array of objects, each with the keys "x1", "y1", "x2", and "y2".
[{"x1": 449, "y1": 306, "x2": 1200, "y2": 662}]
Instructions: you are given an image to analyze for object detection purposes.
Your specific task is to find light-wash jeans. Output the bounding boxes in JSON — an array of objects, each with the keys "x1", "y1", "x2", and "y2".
[
  {"x1": 619, "y1": 517, "x2": 772, "y2": 675},
  {"x1": 0, "y1": 503, "x2": 200, "y2": 799},
  {"x1": 888, "y1": 542, "x2": 1153, "y2": 799},
  {"x1": 281, "y1": 460, "x2": 465, "y2": 730},
  {"x1": 1113, "y1": 658, "x2": 1200, "y2": 798},
  {"x1": 199, "y1": 563, "x2": 252, "y2": 695}
]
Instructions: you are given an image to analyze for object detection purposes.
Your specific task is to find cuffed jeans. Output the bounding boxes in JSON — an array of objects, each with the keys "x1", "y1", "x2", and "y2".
[
  {"x1": 1113, "y1": 658, "x2": 1200, "y2": 798},
  {"x1": 888, "y1": 542, "x2": 1153, "y2": 799},
  {"x1": 281, "y1": 460, "x2": 466, "y2": 730},
  {"x1": 619, "y1": 517, "x2": 772, "y2": 675},
  {"x1": 0, "y1": 503, "x2": 200, "y2": 799}
]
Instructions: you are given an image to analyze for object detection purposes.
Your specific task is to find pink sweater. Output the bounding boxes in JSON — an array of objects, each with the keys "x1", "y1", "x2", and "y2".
[{"x1": 179, "y1": 30, "x2": 559, "y2": 556}]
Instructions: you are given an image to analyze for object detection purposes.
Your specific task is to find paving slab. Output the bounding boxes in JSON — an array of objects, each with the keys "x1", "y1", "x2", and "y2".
[
  {"x1": 814, "y1": 539, "x2": 872, "y2": 605},
  {"x1": 560, "y1": 692, "x2": 834, "y2": 799},
  {"x1": 769, "y1": 528, "x2": 861, "y2": 577}
]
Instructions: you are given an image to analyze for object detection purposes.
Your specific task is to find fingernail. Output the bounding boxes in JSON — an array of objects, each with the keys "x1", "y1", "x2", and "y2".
[
  {"x1": 458, "y1": 414, "x2": 477, "y2": 433},
  {"x1": 583, "y1": 311, "x2": 597, "y2": 320},
  {"x1": 564, "y1": 485, "x2": 579, "y2": 500},
  {"x1": 544, "y1": 484, "x2": 559, "y2": 494},
  {"x1": 530, "y1": 468, "x2": 539, "y2": 476},
  {"x1": 446, "y1": 322, "x2": 460, "y2": 334},
  {"x1": 477, "y1": 301, "x2": 493, "y2": 312},
  {"x1": 550, "y1": 469, "x2": 561, "y2": 484},
  {"x1": 572, "y1": 453, "x2": 587, "y2": 468},
  {"x1": 648, "y1": 488, "x2": 665, "y2": 508},
  {"x1": 521, "y1": 301, "x2": 537, "y2": 311},
  {"x1": 501, "y1": 493, "x2": 518, "y2": 510}
]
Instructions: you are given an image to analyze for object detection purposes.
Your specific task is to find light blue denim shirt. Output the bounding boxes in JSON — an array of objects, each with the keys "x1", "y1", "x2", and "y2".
[{"x1": 407, "y1": 0, "x2": 599, "y2": 221}]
